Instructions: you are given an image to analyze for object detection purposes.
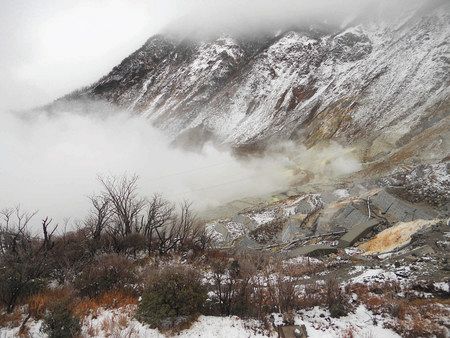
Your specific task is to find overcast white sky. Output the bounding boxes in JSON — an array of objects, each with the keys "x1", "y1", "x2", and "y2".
[
  {"x1": 0, "y1": 0, "x2": 189, "y2": 111},
  {"x1": 0, "y1": 0, "x2": 422, "y2": 111}
]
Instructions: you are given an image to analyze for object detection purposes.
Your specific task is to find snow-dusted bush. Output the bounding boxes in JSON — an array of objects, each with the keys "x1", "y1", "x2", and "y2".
[
  {"x1": 73, "y1": 254, "x2": 137, "y2": 298},
  {"x1": 137, "y1": 266, "x2": 207, "y2": 328},
  {"x1": 41, "y1": 298, "x2": 80, "y2": 338},
  {"x1": 326, "y1": 278, "x2": 349, "y2": 318}
]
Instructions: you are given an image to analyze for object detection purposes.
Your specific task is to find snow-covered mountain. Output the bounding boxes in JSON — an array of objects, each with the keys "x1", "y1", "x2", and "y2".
[{"x1": 62, "y1": 0, "x2": 449, "y2": 162}]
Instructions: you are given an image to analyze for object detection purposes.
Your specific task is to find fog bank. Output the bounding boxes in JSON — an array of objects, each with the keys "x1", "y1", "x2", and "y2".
[{"x1": 0, "y1": 104, "x2": 361, "y2": 228}]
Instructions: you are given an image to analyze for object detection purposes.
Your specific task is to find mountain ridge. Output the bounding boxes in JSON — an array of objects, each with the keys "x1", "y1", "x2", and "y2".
[{"x1": 56, "y1": 1, "x2": 449, "y2": 167}]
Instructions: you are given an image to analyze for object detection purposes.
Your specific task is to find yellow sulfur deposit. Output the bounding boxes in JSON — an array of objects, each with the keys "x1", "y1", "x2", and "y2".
[{"x1": 359, "y1": 219, "x2": 439, "y2": 254}]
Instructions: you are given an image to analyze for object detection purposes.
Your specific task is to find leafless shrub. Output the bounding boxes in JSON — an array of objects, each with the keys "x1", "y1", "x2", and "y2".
[
  {"x1": 0, "y1": 207, "x2": 57, "y2": 312},
  {"x1": 94, "y1": 175, "x2": 210, "y2": 255},
  {"x1": 73, "y1": 254, "x2": 137, "y2": 298},
  {"x1": 298, "y1": 283, "x2": 327, "y2": 309},
  {"x1": 326, "y1": 278, "x2": 349, "y2": 318},
  {"x1": 85, "y1": 194, "x2": 112, "y2": 243},
  {"x1": 207, "y1": 252, "x2": 272, "y2": 318},
  {"x1": 98, "y1": 174, "x2": 146, "y2": 237},
  {"x1": 260, "y1": 258, "x2": 306, "y2": 317},
  {"x1": 49, "y1": 227, "x2": 94, "y2": 283},
  {"x1": 139, "y1": 194, "x2": 174, "y2": 253},
  {"x1": 266, "y1": 273, "x2": 299, "y2": 315},
  {"x1": 282, "y1": 258, "x2": 326, "y2": 278}
]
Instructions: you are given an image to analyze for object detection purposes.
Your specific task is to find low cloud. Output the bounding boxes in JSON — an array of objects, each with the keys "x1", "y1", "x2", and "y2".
[
  {"x1": 0, "y1": 103, "x2": 361, "y2": 229},
  {"x1": 166, "y1": 0, "x2": 428, "y2": 38}
]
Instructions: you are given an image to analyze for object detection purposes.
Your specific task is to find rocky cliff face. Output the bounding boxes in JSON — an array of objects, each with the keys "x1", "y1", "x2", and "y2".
[{"x1": 65, "y1": 1, "x2": 449, "y2": 163}]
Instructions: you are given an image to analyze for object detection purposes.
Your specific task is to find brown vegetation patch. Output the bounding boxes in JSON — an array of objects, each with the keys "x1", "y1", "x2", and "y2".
[
  {"x1": 27, "y1": 288, "x2": 74, "y2": 319},
  {"x1": 304, "y1": 97, "x2": 355, "y2": 147},
  {"x1": 249, "y1": 218, "x2": 287, "y2": 244},
  {"x1": 0, "y1": 308, "x2": 23, "y2": 328},
  {"x1": 282, "y1": 260, "x2": 326, "y2": 278},
  {"x1": 347, "y1": 281, "x2": 450, "y2": 337},
  {"x1": 73, "y1": 290, "x2": 138, "y2": 318},
  {"x1": 287, "y1": 85, "x2": 317, "y2": 111}
]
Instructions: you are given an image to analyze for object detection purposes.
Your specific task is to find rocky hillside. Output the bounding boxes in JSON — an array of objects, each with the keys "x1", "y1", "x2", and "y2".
[{"x1": 61, "y1": 0, "x2": 449, "y2": 164}]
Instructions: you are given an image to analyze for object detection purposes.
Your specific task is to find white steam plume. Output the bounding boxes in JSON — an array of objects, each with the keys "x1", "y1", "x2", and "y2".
[{"x1": 0, "y1": 104, "x2": 361, "y2": 229}]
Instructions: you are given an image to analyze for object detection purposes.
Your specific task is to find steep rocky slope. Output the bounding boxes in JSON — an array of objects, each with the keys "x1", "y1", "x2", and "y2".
[{"x1": 62, "y1": 0, "x2": 449, "y2": 164}]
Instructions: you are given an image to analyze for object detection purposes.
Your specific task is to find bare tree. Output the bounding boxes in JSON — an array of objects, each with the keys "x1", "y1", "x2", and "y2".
[
  {"x1": 0, "y1": 206, "x2": 37, "y2": 255},
  {"x1": 175, "y1": 201, "x2": 196, "y2": 249},
  {"x1": 139, "y1": 194, "x2": 174, "y2": 254},
  {"x1": 93, "y1": 175, "x2": 209, "y2": 255},
  {"x1": 0, "y1": 208, "x2": 14, "y2": 231},
  {"x1": 175, "y1": 201, "x2": 212, "y2": 252},
  {"x1": 98, "y1": 174, "x2": 146, "y2": 236},
  {"x1": 148, "y1": 201, "x2": 194, "y2": 255},
  {"x1": 41, "y1": 217, "x2": 57, "y2": 251},
  {"x1": 0, "y1": 206, "x2": 57, "y2": 312},
  {"x1": 85, "y1": 194, "x2": 111, "y2": 241}
]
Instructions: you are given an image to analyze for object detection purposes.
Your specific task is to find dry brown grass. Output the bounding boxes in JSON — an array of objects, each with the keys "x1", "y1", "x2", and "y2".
[
  {"x1": 23, "y1": 288, "x2": 136, "y2": 326},
  {"x1": 89, "y1": 314, "x2": 138, "y2": 338},
  {"x1": 340, "y1": 327, "x2": 356, "y2": 338},
  {"x1": 27, "y1": 288, "x2": 73, "y2": 319},
  {"x1": 298, "y1": 283, "x2": 328, "y2": 309},
  {"x1": 201, "y1": 249, "x2": 233, "y2": 265},
  {"x1": 363, "y1": 295, "x2": 385, "y2": 310},
  {"x1": 73, "y1": 290, "x2": 137, "y2": 318},
  {"x1": 0, "y1": 308, "x2": 22, "y2": 328},
  {"x1": 387, "y1": 299, "x2": 450, "y2": 338},
  {"x1": 347, "y1": 281, "x2": 450, "y2": 337},
  {"x1": 282, "y1": 260, "x2": 326, "y2": 278},
  {"x1": 17, "y1": 323, "x2": 30, "y2": 337},
  {"x1": 85, "y1": 323, "x2": 99, "y2": 337},
  {"x1": 100, "y1": 317, "x2": 112, "y2": 332},
  {"x1": 118, "y1": 314, "x2": 130, "y2": 328},
  {"x1": 346, "y1": 282, "x2": 400, "y2": 314}
]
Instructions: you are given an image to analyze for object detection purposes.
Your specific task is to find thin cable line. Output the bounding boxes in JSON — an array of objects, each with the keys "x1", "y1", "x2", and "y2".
[
  {"x1": 145, "y1": 161, "x2": 232, "y2": 182},
  {"x1": 172, "y1": 175, "x2": 257, "y2": 197}
]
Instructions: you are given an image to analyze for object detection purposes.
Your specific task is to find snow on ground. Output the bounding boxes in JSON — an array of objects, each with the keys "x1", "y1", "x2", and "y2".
[
  {"x1": 344, "y1": 247, "x2": 363, "y2": 256},
  {"x1": 282, "y1": 194, "x2": 323, "y2": 216},
  {"x1": 294, "y1": 305, "x2": 401, "y2": 338},
  {"x1": 349, "y1": 268, "x2": 399, "y2": 284},
  {"x1": 83, "y1": 311, "x2": 272, "y2": 338},
  {"x1": 283, "y1": 256, "x2": 322, "y2": 266},
  {"x1": 177, "y1": 316, "x2": 270, "y2": 338},
  {"x1": 333, "y1": 189, "x2": 350, "y2": 199},
  {"x1": 348, "y1": 265, "x2": 366, "y2": 276},
  {"x1": 0, "y1": 313, "x2": 271, "y2": 338},
  {"x1": 0, "y1": 302, "x2": 404, "y2": 338},
  {"x1": 224, "y1": 221, "x2": 247, "y2": 239},
  {"x1": 249, "y1": 210, "x2": 277, "y2": 226},
  {"x1": 205, "y1": 222, "x2": 225, "y2": 243},
  {"x1": 434, "y1": 282, "x2": 450, "y2": 293},
  {"x1": 0, "y1": 319, "x2": 43, "y2": 338},
  {"x1": 205, "y1": 219, "x2": 247, "y2": 244}
]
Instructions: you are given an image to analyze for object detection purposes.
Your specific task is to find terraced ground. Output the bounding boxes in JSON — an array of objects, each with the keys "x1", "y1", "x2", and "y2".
[{"x1": 204, "y1": 162, "x2": 448, "y2": 268}]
